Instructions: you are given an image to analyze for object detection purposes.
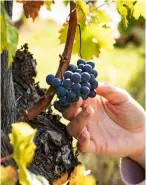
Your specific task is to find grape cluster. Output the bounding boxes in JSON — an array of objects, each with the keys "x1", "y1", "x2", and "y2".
[{"x1": 46, "y1": 59, "x2": 98, "y2": 113}]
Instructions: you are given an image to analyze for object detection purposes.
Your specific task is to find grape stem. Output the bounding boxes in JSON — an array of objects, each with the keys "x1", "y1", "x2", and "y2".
[{"x1": 23, "y1": 1, "x2": 77, "y2": 121}]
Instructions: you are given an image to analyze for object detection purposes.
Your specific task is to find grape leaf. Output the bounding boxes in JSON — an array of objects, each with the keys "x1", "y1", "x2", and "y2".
[
  {"x1": 17, "y1": 0, "x2": 44, "y2": 21},
  {"x1": 59, "y1": 0, "x2": 115, "y2": 60},
  {"x1": 69, "y1": 165, "x2": 96, "y2": 185},
  {"x1": 59, "y1": 22, "x2": 115, "y2": 60},
  {"x1": 115, "y1": 0, "x2": 134, "y2": 28},
  {"x1": 45, "y1": 0, "x2": 54, "y2": 11},
  {"x1": 9, "y1": 122, "x2": 37, "y2": 168},
  {"x1": 1, "y1": 165, "x2": 17, "y2": 185},
  {"x1": 19, "y1": 168, "x2": 50, "y2": 185},
  {"x1": 0, "y1": 4, "x2": 18, "y2": 67},
  {"x1": 133, "y1": 0, "x2": 146, "y2": 20}
]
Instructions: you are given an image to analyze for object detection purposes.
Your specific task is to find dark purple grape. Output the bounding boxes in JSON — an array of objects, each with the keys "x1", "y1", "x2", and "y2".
[
  {"x1": 68, "y1": 64, "x2": 77, "y2": 72},
  {"x1": 46, "y1": 74, "x2": 55, "y2": 85},
  {"x1": 64, "y1": 71, "x2": 73, "y2": 79},
  {"x1": 92, "y1": 69, "x2": 98, "y2": 78},
  {"x1": 87, "y1": 61, "x2": 95, "y2": 69},
  {"x1": 66, "y1": 91, "x2": 76, "y2": 102},
  {"x1": 81, "y1": 86, "x2": 90, "y2": 95},
  {"x1": 63, "y1": 79, "x2": 72, "y2": 89},
  {"x1": 81, "y1": 72, "x2": 90, "y2": 83},
  {"x1": 71, "y1": 83, "x2": 81, "y2": 92},
  {"x1": 59, "y1": 97, "x2": 70, "y2": 108},
  {"x1": 89, "y1": 74, "x2": 95, "y2": 83},
  {"x1": 89, "y1": 90, "x2": 96, "y2": 98},
  {"x1": 72, "y1": 95, "x2": 79, "y2": 102},
  {"x1": 77, "y1": 59, "x2": 86, "y2": 66},
  {"x1": 54, "y1": 101, "x2": 66, "y2": 113},
  {"x1": 83, "y1": 64, "x2": 92, "y2": 73},
  {"x1": 81, "y1": 82, "x2": 91, "y2": 89},
  {"x1": 52, "y1": 78, "x2": 61, "y2": 88},
  {"x1": 56, "y1": 86, "x2": 66, "y2": 96},
  {"x1": 91, "y1": 80, "x2": 98, "y2": 89},
  {"x1": 76, "y1": 69, "x2": 82, "y2": 74},
  {"x1": 71, "y1": 72, "x2": 81, "y2": 83},
  {"x1": 81, "y1": 94, "x2": 88, "y2": 100},
  {"x1": 78, "y1": 64, "x2": 84, "y2": 70}
]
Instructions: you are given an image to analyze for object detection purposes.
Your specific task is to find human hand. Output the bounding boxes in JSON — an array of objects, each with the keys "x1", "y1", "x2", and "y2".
[{"x1": 63, "y1": 83, "x2": 145, "y2": 159}]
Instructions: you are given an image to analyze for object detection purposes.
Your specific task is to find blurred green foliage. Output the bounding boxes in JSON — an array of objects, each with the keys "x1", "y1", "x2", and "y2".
[{"x1": 18, "y1": 13, "x2": 145, "y2": 185}]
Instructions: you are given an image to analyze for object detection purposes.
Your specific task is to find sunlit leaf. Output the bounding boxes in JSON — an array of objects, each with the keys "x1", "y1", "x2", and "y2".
[
  {"x1": 0, "y1": 3, "x2": 18, "y2": 67},
  {"x1": 9, "y1": 122, "x2": 37, "y2": 168},
  {"x1": 17, "y1": 0, "x2": 44, "y2": 21},
  {"x1": 19, "y1": 168, "x2": 50, "y2": 185},
  {"x1": 133, "y1": 0, "x2": 146, "y2": 20},
  {"x1": 45, "y1": 0, "x2": 54, "y2": 11},
  {"x1": 69, "y1": 165, "x2": 96, "y2": 185},
  {"x1": 1, "y1": 165, "x2": 17, "y2": 185},
  {"x1": 115, "y1": 0, "x2": 134, "y2": 28}
]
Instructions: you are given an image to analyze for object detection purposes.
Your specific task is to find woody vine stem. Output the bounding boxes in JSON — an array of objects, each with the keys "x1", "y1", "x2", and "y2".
[{"x1": 23, "y1": 0, "x2": 77, "y2": 121}]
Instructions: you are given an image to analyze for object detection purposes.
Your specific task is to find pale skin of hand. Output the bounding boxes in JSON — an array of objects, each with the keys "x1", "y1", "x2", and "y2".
[{"x1": 63, "y1": 83, "x2": 145, "y2": 160}]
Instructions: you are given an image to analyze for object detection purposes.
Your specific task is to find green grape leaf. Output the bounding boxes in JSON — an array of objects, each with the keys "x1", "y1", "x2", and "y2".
[
  {"x1": 90, "y1": 9, "x2": 112, "y2": 25},
  {"x1": 19, "y1": 167, "x2": 50, "y2": 185},
  {"x1": 59, "y1": 23, "x2": 115, "y2": 60},
  {"x1": 1, "y1": 165, "x2": 17, "y2": 185},
  {"x1": 115, "y1": 0, "x2": 134, "y2": 28},
  {"x1": 9, "y1": 122, "x2": 37, "y2": 168},
  {"x1": 0, "y1": 3, "x2": 18, "y2": 67},
  {"x1": 76, "y1": 0, "x2": 89, "y2": 26},
  {"x1": 45, "y1": 0, "x2": 54, "y2": 11},
  {"x1": 133, "y1": 0, "x2": 146, "y2": 20}
]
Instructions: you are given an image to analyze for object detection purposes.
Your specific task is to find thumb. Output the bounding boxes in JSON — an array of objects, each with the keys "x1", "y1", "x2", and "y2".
[{"x1": 96, "y1": 83, "x2": 130, "y2": 104}]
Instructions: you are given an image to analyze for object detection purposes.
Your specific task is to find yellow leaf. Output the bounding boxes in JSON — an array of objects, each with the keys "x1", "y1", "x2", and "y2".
[
  {"x1": 133, "y1": 0, "x2": 146, "y2": 19},
  {"x1": 115, "y1": 0, "x2": 135, "y2": 28},
  {"x1": 69, "y1": 165, "x2": 96, "y2": 185},
  {"x1": 1, "y1": 165, "x2": 17, "y2": 185},
  {"x1": 45, "y1": 0, "x2": 54, "y2": 11},
  {"x1": 9, "y1": 122, "x2": 37, "y2": 168}
]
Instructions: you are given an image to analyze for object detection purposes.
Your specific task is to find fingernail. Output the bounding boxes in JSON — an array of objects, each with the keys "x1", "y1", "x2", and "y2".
[{"x1": 86, "y1": 106, "x2": 94, "y2": 115}]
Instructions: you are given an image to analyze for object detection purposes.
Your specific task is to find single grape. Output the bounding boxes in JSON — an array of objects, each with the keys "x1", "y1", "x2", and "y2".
[
  {"x1": 71, "y1": 72, "x2": 81, "y2": 83},
  {"x1": 83, "y1": 64, "x2": 92, "y2": 73},
  {"x1": 56, "y1": 86, "x2": 66, "y2": 96},
  {"x1": 52, "y1": 78, "x2": 61, "y2": 88},
  {"x1": 89, "y1": 74, "x2": 95, "y2": 83},
  {"x1": 81, "y1": 94, "x2": 88, "y2": 100},
  {"x1": 63, "y1": 79, "x2": 72, "y2": 89},
  {"x1": 89, "y1": 90, "x2": 96, "y2": 98},
  {"x1": 87, "y1": 61, "x2": 95, "y2": 69},
  {"x1": 81, "y1": 86, "x2": 90, "y2": 95},
  {"x1": 81, "y1": 72, "x2": 90, "y2": 83},
  {"x1": 64, "y1": 71, "x2": 73, "y2": 79},
  {"x1": 81, "y1": 82, "x2": 91, "y2": 89},
  {"x1": 78, "y1": 64, "x2": 84, "y2": 70},
  {"x1": 46, "y1": 74, "x2": 55, "y2": 85},
  {"x1": 92, "y1": 69, "x2": 98, "y2": 78},
  {"x1": 66, "y1": 91, "x2": 76, "y2": 102},
  {"x1": 71, "y1": 83, "x2": 81, "y2": 92},
  {"x1": 77, "y1": 59, "x2": 86, "y2": 66},
  {"x1": 91, "y1": 80, "x2": 98, "y2": 89},
  {"x1": 54, "y1": 101, "x2": 66, "y2": 113},
  {"x1": 72, "y1": 94, "x2": 79, "y2": 102},
  {"x1": 76, "y1": 69, "x2": 82, "y2": 74},
  {"x1": 67, "y1": 64, "x2": 77, "y2": 72},
  {"x1": 59, "y1": 97, "x2": 70, "y2": 108}
]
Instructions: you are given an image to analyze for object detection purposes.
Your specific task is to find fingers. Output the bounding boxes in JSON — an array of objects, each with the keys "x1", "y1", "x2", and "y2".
[
  {"x1": 77, "y1": 129, "x2": 96, "y2": 153},
  {"x1": 96, "y1": 82, "x2": 130, "y2": 104},
  {"x1": 67, "y1": 106, "x2": 94, "y2": 138},
  {"x1": 63, "y1": 97, "x2": 83, "y2": 121}
]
